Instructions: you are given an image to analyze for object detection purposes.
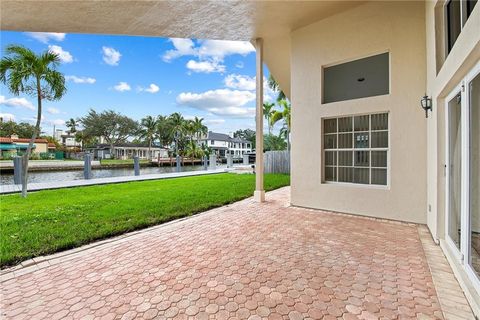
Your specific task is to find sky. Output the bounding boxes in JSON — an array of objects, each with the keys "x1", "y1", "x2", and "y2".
[{"x1": 0, "y1": 31, "x2": 278, "y2": 137}]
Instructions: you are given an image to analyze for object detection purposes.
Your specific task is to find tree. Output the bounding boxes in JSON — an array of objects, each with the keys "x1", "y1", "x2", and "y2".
[
  {"x1": 267, "y1": 74, "x2": 286, "y2": 102},
  {"x1": 264, "y1": 134, "x2": 287, "y2": 151},
  {"x1": 65, "y1": 118, "x2": 78, "y2": 134},
  {"x1": 80, "y1": 109, "x2": 138, "y2": 157},
  {"x1": 0, "y1": 120, "x2": 38, "y2": 138},
  {"x1": 0, "y1": 45, "x2": 66, "y2": 197},
  {"x1": 271, "y1": 99, "x2": 291, "y2": 150},
  {"x1": 74, "y1": 130, "x2": 96, "y2": 151},
  {"x1": 263, "y1": 102, "x2": 275, "y2": 134},
  {"x1": 234, "y1": 129, "x2": 256, "y2": 149},
  {"x1": 137, "y1": 115, "x2": 158, "y2": 159},
  {"x1": 191, "y1": 116, "x2": 208, "y2": 143},
  {"x1": 168, "y1": 112, "x2": 186, "y2": 156},
  {"x1": 185, "y1": 140, "x2": 204, "y2": 159},
  {"x1": 156, "y1": 115, "x2": 172, "y2": 148}
]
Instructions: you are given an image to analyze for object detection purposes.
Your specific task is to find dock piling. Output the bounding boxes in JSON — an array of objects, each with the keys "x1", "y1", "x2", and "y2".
[
  {"x1": 134, "y1": 156, "x2": 140, "y2": 176},
  {"x1": 13, "y1": 156, "x2": 23, "y2": 185}
]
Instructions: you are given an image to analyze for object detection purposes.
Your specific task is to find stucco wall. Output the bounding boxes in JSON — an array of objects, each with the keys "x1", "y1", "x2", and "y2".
[{"x1": 290, "y1": 1, "x2": 427, "y2": 223}]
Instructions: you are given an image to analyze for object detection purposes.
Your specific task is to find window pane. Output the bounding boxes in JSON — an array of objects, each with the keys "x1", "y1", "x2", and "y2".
[
  {"x1": 371, "y1": 169, "x2": 387, "y2": 185},
  {"x1": 324, "y1": 119, "x2": 337, "y2": 133},
  {"x1": 354, "y1": 168, "x2": 369, "y2": 184},
  {"x1": 338, "y1": 151, "x2": 353, "y2": 166},
  {"x1": 371, "y1": 131, "x2": 388, "y2": 148},
  {"x1": 354, "y1": 151, "x2": 369, "y2": 167},
  {"x1": 354, "y1": 132, "x2": 369, "y2": 148},
  {"x1": 446, "y1": 0, "x2": 461, "y2": 53},
  {"x1": 338, "y1": 133, "x2": 353, "y2": 148},
  {"x1": 338, "y1": 167, "x2": 353, "y2": 182},
  {"x1": 467, "y1": 0, "x2": 478, "y2": 18},
  {"x1": 469, "y1": 72, "x2": 480, "y2": 276},
  {"x1": 338, "y1": 117, "x2": 352, "y2": 132},
  {"x1": 371, "y1": 113, "x2": 388, "y2": 130},
  {"x1": 325, "y1": 151, "x2": 336, "y2": 166},
  {"x1": 325, "y1": 167, "x2": 336, "y2": 182},
  {"x1": 371, "y1": 151, "x2": 387, "y2": 167},
  {"x1": 354, "y1": 115, "x2": 369, "y2": 131},
  {"x1": 324, "y1": 134, "x2": 337, "y2": 149}
]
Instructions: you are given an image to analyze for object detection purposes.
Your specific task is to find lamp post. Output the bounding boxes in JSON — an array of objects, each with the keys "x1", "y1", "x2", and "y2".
[
  {"x1": 421, "y1": 94, "x2": 432, "y2": 118},
  {"x1": 175, "y1": 130, "x2": 181, "y2": 172}
]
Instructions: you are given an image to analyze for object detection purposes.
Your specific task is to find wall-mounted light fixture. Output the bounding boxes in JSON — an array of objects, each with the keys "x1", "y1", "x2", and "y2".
[{"x1": 420, "y1": 94, "x2": 432, "y2": 118}]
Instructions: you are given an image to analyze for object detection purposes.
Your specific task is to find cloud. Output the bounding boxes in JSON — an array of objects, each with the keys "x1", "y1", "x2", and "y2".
[
  {"x1": 0, "y1": 113, "x2": 15, "y2": 121},
  {"x1": 197, "y1": 40, "x2": 254, "y2": 60},
  {"x1": 48, "y1": 45, "x2": 73, "y2": 63},
  {"x1": 46, "y1": 107, "x2": 60, "y2": 114},
  {"x1": 138, "y1": 83, "x2": 160, "y2": 93},
  {"x1": 0, "y1": 95, "x2": 35, "y2": 110},
  {"x1": 186, "y1": 60, "x2": 225, "y2": 74},
  {"x1": 162, "y1": 38, "x2": 196, "y2": 62},
  {"x1": 48, "y1": 119, "x2": 66, "y2": 126},
  {"x1": 25, "y1": 32, "x2": 66, "y2": 43},
  {"x1": 113, "y1": 82, "x2": 131, "y2": 92},
  {"x1": 102, "y1": 46, "x2": 121, "y2": 66},
  {"x1": 224, "y1": 74, "x2": 256, "y2": 91},
  {"x1": 204, "y1": 119, "x2": 226, "y2": 125},
  {"x1": 235, "y1": 61, "x2": 244, "y2": 69},
  {"x1": 176, "y1": 89, "x2": 255, "y2": 118},
  {"x1": 65, "y1": 75, "x2": 96, "y2": 84}
]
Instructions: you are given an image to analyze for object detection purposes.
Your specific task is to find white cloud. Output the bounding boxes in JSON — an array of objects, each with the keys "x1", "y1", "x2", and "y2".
[
  {"x1": 48, "y1": 45, "x2": 73, "y2": 63},
  {"x1": 204, "y1": 119, "x2": 226, "y2": 125},
  {"x1": 224, "y1": 74, "x2": 256, "y2": 91},
  {"x1": 197, "y1": 40, "x2": 254, "y2": 60},
  {"x1": 138, "y1": 83, "x2": 160, "y2": 93},
  {"x1": 176, "y1": 89, "x2": 255, "y2": 118},
  {"x1": 113, "y1": 82, "x2": 131, "y2": 92},
  {"x1": 102, "y1": 46, "x2": 121, "y2": 66},
  {"x1": 186, "y1": 60, "x2": 225, "y2": 74},
  {"x1": 162, "y1": 38, "x2": 196, "y2": 62},
  {"x1": 25, "y1": 32, "x2": 66, "y2": 43},
  {"x1": 46, "y1": 107, "x2": 60, "y2": 114},
  {"x1": 65, "y1": 75, "x2": 96, "y2": 84},
  {"x1": 235, "y1": 61, "x2": 244, "y2": 69},
  {"x1": 49, "y1": 119, "x2": 66, "y2": 126},
  {"x1": 0, "y1": 95, "x2": 35, "y2": 110},
  {"x1": 0, "y1": 113, "x2": 15, "y2": 121}
]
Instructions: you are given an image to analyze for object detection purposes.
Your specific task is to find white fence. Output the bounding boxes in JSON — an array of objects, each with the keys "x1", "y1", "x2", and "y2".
[{"x1": 264, "y1": 151, "x2": 290, "y2": 174}]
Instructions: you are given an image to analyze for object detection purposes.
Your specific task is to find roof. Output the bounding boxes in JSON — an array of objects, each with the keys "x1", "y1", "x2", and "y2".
[
  {"x1": 0, "y1": 137, "x2": 12, "y2": 143},
  {"x1": 48, "y1": 143, "x2": 56, "y2": 149},
  {"x1": 0, "y1": 137, "x2": 49, "y2": 144},
  {"x1": 204, "y1": 132, "x2": 250, "y2": 144},
  {"x1": 0, "y1": 1, "x2": 366, "y2": 99}
]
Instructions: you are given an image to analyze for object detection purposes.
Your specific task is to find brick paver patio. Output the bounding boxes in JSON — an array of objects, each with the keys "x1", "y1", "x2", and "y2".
[{"x1": 0, "y1": 187, "x2": 456, "y2": 319}]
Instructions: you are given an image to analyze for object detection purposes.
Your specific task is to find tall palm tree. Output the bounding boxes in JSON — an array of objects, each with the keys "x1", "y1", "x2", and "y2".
[
  {"x1": 138, "y1": 115, "x2": 158, "y2": 159},
  {"x1": 65, "y1": 118, "x2": 77, "y2": 134},
  {"x1": 267, "y1": 74, "x2": 286, "y2": 102},
  {"x1": 168, "y1": 112, "x2": 185, "y2": 156},
  {"x1": 191, "y1": 116, "x2": 208, "y2": 143},
  {"x1": 0, "y1": 45, "x2": 66, "y2": 197},
  {"x1": 263, "y1": 102, "x2": 275, "y2": 134},
  {"x1": 156, "y1": 115, "x2": 172, "y2": 148},
  {"x1": 271, "y1": 99, "x2": 291, "y2": 151}
]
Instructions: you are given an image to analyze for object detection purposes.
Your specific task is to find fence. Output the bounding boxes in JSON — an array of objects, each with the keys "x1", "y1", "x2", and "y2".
[{"x1": 264, "y1": 150, "x2": 290, "y2": 174}]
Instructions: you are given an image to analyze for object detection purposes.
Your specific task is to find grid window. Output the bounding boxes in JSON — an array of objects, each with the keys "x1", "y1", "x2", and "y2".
[{"x1": 323, "y1": 112, "x2": 388, "y2": 186}]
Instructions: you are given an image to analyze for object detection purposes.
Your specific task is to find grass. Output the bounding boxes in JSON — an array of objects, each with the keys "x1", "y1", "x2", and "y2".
[
  {"x1": 100, "y1": 159, "x2": 150, "y2": 165},
  {"x1": 0, "y1": 173, "x2": 289, "y2": 268}
]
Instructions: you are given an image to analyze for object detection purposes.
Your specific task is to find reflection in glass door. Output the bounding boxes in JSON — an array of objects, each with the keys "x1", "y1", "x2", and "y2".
[
  {"x1": 447, "y1": 92, "x2": 462, "y2": 251},
  {"x1": 469, "y1": 72, "x2": 480, "y2": 277}
]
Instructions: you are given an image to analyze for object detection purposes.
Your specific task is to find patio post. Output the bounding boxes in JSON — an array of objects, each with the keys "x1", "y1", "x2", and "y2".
[{"x1": 254, "y1": 38, "x2": 265, "y2": 202}]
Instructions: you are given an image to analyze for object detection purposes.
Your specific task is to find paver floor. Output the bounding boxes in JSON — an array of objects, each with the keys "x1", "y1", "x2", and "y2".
[{"x1": 1, "y1": 187, "x2": 448, "y2": 319}]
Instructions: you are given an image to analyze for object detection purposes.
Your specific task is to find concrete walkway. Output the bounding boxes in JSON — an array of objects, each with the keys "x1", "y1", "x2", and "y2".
[
  {"x1": 0, "y1": 168, "x2": 229, "y2": 194},
  {"x1": 1, "y1": 187, "x2": 473, "y2": 319}
]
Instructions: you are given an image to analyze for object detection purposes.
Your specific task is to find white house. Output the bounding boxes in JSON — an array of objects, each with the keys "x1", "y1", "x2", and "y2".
[
  {"x1": 199, "y1": 131, "x2": 252, "y2": 158},
  {"x1": 54, "y1": 129, "x2": 82, "y2": 150}
]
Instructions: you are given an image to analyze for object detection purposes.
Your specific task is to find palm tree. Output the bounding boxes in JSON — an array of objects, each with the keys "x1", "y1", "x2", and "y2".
[
  {"x1": 267, "y1": 74, "x2": 286, "y2": 102},
  {"x1": 191, "y1": 116, "x2": 208, "y2": 143},
  {"x1": 138, "y1": 115, "x2": 158, "y2": 159},
  {"x1": 156, "y1": 115, "x2": 172, "y2": 148},
  {"x1": 168, "y1": 112, "x2": 185, "y2": 156},
  {"x1": 0, "y1": 45, "x2": 66, "y2": 197},
  {"x1": 185, "y1": 140, "x2": 204, "y2": 159},
  {"x1": 271, "y1": 99, "x2": 292, "y2": 151},
  {"x1": 263, "y1": 102, "x2": 275, "y2": 134},
  {"x1": 65, "y1": 118, "x2": 77, "y2": 134}
]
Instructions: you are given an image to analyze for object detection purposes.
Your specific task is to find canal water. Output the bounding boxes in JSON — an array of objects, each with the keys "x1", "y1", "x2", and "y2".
[{"x1": 0, "y1": 165, "x2": 226, "y2": 185}]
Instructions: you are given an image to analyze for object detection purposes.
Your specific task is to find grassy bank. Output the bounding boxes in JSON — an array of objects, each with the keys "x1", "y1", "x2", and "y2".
[{"x1": 0, "y1": 173, "x2": 289, "y2": 268}]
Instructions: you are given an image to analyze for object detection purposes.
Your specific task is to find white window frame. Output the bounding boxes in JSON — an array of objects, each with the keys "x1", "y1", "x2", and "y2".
[{"x1": 323, "y1": 112, "x2": 390, "y2": 188}]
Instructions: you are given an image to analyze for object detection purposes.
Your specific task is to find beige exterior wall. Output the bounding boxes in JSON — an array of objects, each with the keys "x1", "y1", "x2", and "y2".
[
  {"x1": 425, "y1": 0, "x2": 480, "y2": 315},
  {"x1": 290, "y1": 1, "x2": 427, "y2": 223}
]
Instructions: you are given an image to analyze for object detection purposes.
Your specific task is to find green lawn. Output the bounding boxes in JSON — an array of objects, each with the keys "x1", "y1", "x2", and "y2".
[
  {"x1": 100, "y1": 159, "x2": 150, "y2": 165},
  {"x1": 0, "y1": 173, "x2": 289, "y2": 268}
]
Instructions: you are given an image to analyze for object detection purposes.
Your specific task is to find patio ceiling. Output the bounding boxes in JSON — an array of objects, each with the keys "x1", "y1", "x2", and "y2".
[{"x1": 0, "y1": 0, "x2": 365, "y2": 98}]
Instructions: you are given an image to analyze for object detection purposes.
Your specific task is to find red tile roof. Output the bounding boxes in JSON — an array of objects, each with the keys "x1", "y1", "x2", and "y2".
[
  {"x1": 48, "y1": 143, "x2": 56, "y2": 149},
  {"x1": 0, "y1": 137, "x2": 13, "y2": 143},
  {"x1": 0, "y1": 137, "x2": 49, "y2": 144}
]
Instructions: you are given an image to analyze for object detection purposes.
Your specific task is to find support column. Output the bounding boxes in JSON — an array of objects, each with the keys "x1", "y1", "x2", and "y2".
[{"x1": 254, "y1": 38, "x2": 265, "y2": 202}]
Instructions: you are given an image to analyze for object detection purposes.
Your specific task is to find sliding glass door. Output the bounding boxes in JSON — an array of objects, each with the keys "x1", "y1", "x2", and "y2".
[{"x1": 445, "y1": 62, "x2": 480, "y2": 289}]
